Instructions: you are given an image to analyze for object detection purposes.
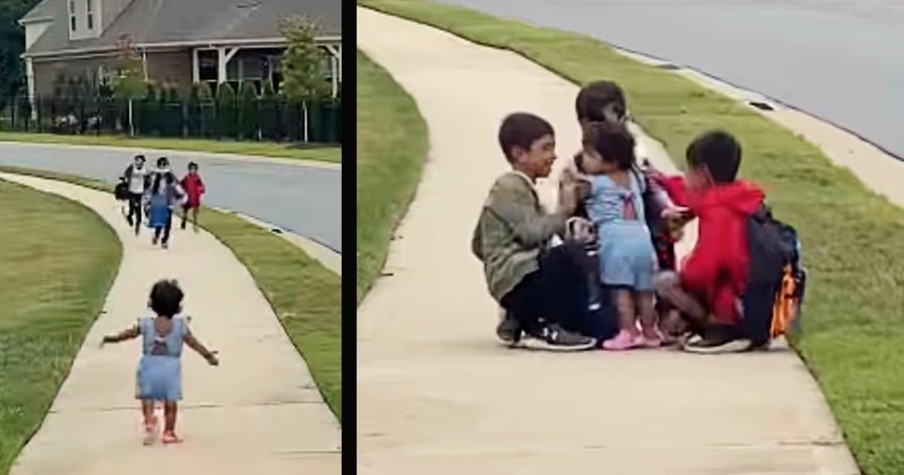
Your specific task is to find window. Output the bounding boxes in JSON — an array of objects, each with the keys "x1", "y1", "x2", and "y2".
[
  {"x1": 87, "y1": 0, "x2": 94, "y2": 29},
  {"x1": 69, "y1": 0, "x2": 76, "y2": 31}
]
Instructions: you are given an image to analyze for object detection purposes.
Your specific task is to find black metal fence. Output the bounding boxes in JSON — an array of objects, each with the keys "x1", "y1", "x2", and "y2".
[{"x1": 0, "y1": 95, "x2": 342, "y2": 144}]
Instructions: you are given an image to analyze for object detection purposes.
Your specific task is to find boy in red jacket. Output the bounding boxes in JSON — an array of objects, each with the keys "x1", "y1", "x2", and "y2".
[
  {"x1": 180, "y1": 162, "x2": 205, "y2": 231},
  {"x1": 654, "y1": 130, "x2": 765, "y2": 353}
]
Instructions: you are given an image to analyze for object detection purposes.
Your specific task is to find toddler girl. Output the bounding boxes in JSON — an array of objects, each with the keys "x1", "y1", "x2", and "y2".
[
  {"x1": 577, "y1": 121, "x2": 661, "y2": 350},
  {"x1": 100, "y1": 279, "x2": 218, "y2": 445}
]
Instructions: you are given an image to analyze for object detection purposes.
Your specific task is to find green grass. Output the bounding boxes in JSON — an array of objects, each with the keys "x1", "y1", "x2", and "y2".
[
  {"x1": 0, "y1": 132, "x2": 341, "y2": 164},
  {"x1": 0, "y1": 166, "x2": 342, "y2": 423},
  {"x1": 0, "y1": 179, "x2": 121, "y2": 474},
  {"x1": 360, "y1": 1, "x2": 904, "y2": 472},
  {"x1": 356, "y1": 50, "x2": 429, "y2": 303}
]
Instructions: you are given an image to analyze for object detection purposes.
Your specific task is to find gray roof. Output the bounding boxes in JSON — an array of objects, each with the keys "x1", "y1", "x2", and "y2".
[
  {"x1": 24, "y1": 0, "x2": 341, "y2": 57},
  {"x1": 20, "y1": 0, "x2": 58, "y2": 23}
]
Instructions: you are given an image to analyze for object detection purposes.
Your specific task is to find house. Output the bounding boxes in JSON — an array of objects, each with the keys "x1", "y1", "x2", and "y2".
[{"x1": 19, "y1": 0, "x2": 341, "y2": 100}]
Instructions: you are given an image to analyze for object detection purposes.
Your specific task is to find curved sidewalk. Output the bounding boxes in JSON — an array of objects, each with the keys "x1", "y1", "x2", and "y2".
[
  {"x1": 0, "y1": 173, "x2": 340, "y2": 475},
  {"x1": 356, "y1": 8, "x2": 857, "y2": 475}
]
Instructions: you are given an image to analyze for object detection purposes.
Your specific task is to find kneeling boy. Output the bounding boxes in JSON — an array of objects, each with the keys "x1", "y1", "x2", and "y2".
[
  {"x1": 655, "y1": 130, "x2": 766, "y2": 353},
  {"x1": 471, "y1": 112, "x2": 597, "y2": 351}
]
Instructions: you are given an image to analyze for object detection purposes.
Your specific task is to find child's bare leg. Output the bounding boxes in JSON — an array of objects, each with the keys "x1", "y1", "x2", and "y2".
[
  {"x1": 654, "y1": 272, "x2": 707, "y2": 323},
  {"x1": 191, "y1": 207, "x2": 199, "y2": 227},
  {"x1": 141, "y1": 399, "x2": 155, "y2": 426},
  {"x1": 613, "y1": 288, "x2": 637, "y2": 333},
  {"x1": 603, "y1": 288, "x2": 641, "y2": 350},
  {"x1": 141, "y1": 399, "x2": 157, "y2": 445},
  {"x1": 163, "y1": 402, "x2": 177, "y2": 433},
  {"x1": 161, "y1": 402, "x2": 183, "y2": 443},
  {"x1": 636, "y1": 291, "x2": 657, "y2": 335}
]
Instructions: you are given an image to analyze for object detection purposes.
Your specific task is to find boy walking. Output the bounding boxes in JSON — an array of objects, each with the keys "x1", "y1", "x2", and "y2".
[
  {"x1": 122, "y1": 154, "x2": 150, "y2": 235},
  {"x1": 180, "y1": 162, "x2": 205, "y2": 231},
  {"x1": 654, "y1": 130, "x2": 766, "y2": 353},
  {"x1": 471, "y1": 112, "x2": 597, "y2": 351}
]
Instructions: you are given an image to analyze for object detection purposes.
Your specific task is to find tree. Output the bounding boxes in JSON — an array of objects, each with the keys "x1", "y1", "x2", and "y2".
[
  {"x1": 111, "y1": 34, "x2": 145, "y2": 135},
  {"x1": 278, "y1": 16, "x2": 329, "y2": 103},
  {"x1": 279, "y1": 15, "x2": 329, "y2": 142}
]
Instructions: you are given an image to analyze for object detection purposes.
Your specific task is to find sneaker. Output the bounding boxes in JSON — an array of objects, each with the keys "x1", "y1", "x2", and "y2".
[
  {"x1": 602, "y1": 329, "x2": 640, "y2": 351},
  {"x1": 496, "y1": 313, "x2": 522, "y2": 346},
  {"x1": 162, "y1": 241, "x2": 169, "y2": 250},
  {"x1": 152, "y1": 235, "x2": 159, "y2": 246},
  {"x1": 682, "y1": 328, "x2": 751, "y2": 354},
  {"x1": 523, "y1": 324, "x2": 596, "y2": 352}
]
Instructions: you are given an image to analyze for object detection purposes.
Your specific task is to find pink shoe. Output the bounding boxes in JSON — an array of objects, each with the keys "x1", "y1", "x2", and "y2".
[
  {"x1": 142, "y1": 416, "x2": 159, "y2": 446},
  {"x1": 637, "y1": 331, "x2": 663, "y2": 348},
  {"x1": 602, "y1": 330, "x2": 640, "y2": 351},
  {"x1": 161, "y1": 431, "x2": 183, "y2": 444}
]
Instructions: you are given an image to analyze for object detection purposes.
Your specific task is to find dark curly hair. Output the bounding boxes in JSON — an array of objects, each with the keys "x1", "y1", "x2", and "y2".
[
  {"x1": 149, "y1": 279, "x2": 184, "y2": 318},
  {"x1": 581, "y1": 121, "x2": 636, "y2": 170}
]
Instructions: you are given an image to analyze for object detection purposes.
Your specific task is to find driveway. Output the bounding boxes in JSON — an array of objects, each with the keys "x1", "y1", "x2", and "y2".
[
  {"x1": 0, "y1": 142, "x2": 342, "y2": 252},
  {"x1": 436, "y1": 0, "x2": 904, "y2": 159}
]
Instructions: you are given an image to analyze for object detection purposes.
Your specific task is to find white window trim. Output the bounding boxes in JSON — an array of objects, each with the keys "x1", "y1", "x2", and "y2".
[
  {"x1": 69, "y1": 0, "x2": 76, "y2": 31},
  {"x1": 86, "y1": 0, "x2": 94, "y2": 30}
]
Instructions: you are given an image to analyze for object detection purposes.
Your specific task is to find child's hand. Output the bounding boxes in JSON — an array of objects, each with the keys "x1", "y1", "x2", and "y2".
[{"x1": 206, "y1": 351, "x2": 219, "y2": 366}]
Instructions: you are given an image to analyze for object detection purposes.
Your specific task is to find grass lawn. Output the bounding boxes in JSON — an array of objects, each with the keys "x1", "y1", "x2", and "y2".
[
  {"x1": 0, "y1": 131, "x2": 341, "y2": 164},
  {"x1": 356, "y1": 50, "x2": 429, "y2": 303},
  {"x1": 0, "y1": 166, "x2": 342, "y2": 423},
  {"x1": 361, "y1": 1, "x2": 904, "y2": 472},
  {"x1": 0, "y1": 179, "x2": 121, "y2": 474}
]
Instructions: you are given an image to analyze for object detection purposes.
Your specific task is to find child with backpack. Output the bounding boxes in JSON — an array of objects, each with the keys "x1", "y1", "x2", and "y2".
[
  {"x1": 653, "y1": 130, "x2": 801, "y2": 353},
  {"x1": 99, "y1": 279, "x2": 219, "y2": 445},
  {"x1": 179, "y1": 162, "x2": 205, "y2": 231},
  {"x1": 147, "y1": 173, "x2": 185, "y2": 249}
]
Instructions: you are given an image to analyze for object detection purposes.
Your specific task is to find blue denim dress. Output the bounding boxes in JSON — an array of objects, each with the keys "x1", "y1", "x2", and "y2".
[
  {"x1": 585, "y1": 172, "x2": 657, "y2": 291},
  {"x1": 135, "y1": 317, "x2": 187, "y2": 402}
]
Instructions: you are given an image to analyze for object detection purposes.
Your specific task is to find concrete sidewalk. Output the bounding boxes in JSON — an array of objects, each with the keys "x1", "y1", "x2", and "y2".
[
  {"x1": 356, "y1": 7, "x2": 858, "y2": 475},
  {"x1": 0, "y1": 173, "x2": 340, "y2": 475}
]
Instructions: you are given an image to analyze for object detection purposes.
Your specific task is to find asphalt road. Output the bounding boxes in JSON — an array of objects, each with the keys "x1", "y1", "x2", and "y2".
[
  {"x1": 436, "y1": 0, "x2": 904, "y2": 159},
  {"x1": 0, "y1": 143, "x2": 342, "y2": 252}
]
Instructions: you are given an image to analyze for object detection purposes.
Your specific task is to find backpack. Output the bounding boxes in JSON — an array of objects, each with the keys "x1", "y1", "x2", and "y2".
[{"x1": 742, "y1": 204, "x2": 805, "y2": 346}]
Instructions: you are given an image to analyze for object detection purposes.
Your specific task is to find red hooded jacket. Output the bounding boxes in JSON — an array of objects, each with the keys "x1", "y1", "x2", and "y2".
[{"x1": 651, "y1": 173, "x2": 765, "y2": 324}]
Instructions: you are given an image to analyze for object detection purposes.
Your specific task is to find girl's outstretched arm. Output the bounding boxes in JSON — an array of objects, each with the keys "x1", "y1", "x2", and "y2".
[
  {"x1": 183, "y1": 328, "x2": 219, "y2": 366},
  {"x1": 101, "y1": 324, "x2": 140, "y2": 345}
]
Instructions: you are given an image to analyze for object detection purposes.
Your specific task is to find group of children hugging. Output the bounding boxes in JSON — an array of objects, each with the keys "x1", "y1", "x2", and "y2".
[
  {"x1": 116, "y1": 154, "x2": 206, "y2": 249},
  {"x1": 471, "y1": 80, "x2": 805, "y2": 354}
]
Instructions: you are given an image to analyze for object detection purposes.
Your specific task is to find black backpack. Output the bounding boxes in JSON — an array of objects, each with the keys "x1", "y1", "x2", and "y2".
[{"x1": 741, "y1": 203, "x2": 799, "y2": 346}]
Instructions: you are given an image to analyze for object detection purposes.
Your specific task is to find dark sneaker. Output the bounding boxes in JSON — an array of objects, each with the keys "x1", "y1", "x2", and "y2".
[
  {"x1": 523, "y1": 324, "x2": 597, "y2": 352},
  {"x1": 682, "y1": 328, "x2": 751, "y2": 354},
  {"x1": 496, "y1": 314, "x2": 522, "y2": 346}
]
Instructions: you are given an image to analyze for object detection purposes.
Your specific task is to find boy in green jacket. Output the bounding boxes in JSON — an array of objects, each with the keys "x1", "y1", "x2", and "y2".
[{"x1": 471, "y1": 112, "x2": 598, "y2": 351}]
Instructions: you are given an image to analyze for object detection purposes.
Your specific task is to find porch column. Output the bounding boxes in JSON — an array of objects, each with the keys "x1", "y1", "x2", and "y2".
[
  {"x1": 324, "y1": 44, "x2": 341, "y2": 98},
  {"x1": 217, "y1": 47, "x2": 239, "y2": 84},
  {"x1": 192, "y1": 48, "x2": 199, "y2": 83},
  {"x1": 25, "y1": 57, "x2": 36, "y2": 119}
]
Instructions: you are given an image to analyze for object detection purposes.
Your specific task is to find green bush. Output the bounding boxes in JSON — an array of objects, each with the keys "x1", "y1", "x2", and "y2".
[
  {"x1": 215, "y1": 82, "x2": 237, "y2": 138},
  {"x1": 238, "y1": 81, "x2": 259, "y2": 140},
  {"x1": 259, "y1": 79, "x2": 280, "y2": 140}
]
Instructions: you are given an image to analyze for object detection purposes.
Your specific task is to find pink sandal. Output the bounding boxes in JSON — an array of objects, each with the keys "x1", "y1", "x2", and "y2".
[
  {"x1": 142, "y1": 416, "x2": 159, "y2": 446},
  {"x1": 161, "y1": 431, "x2": 183, "y2": 444}
]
